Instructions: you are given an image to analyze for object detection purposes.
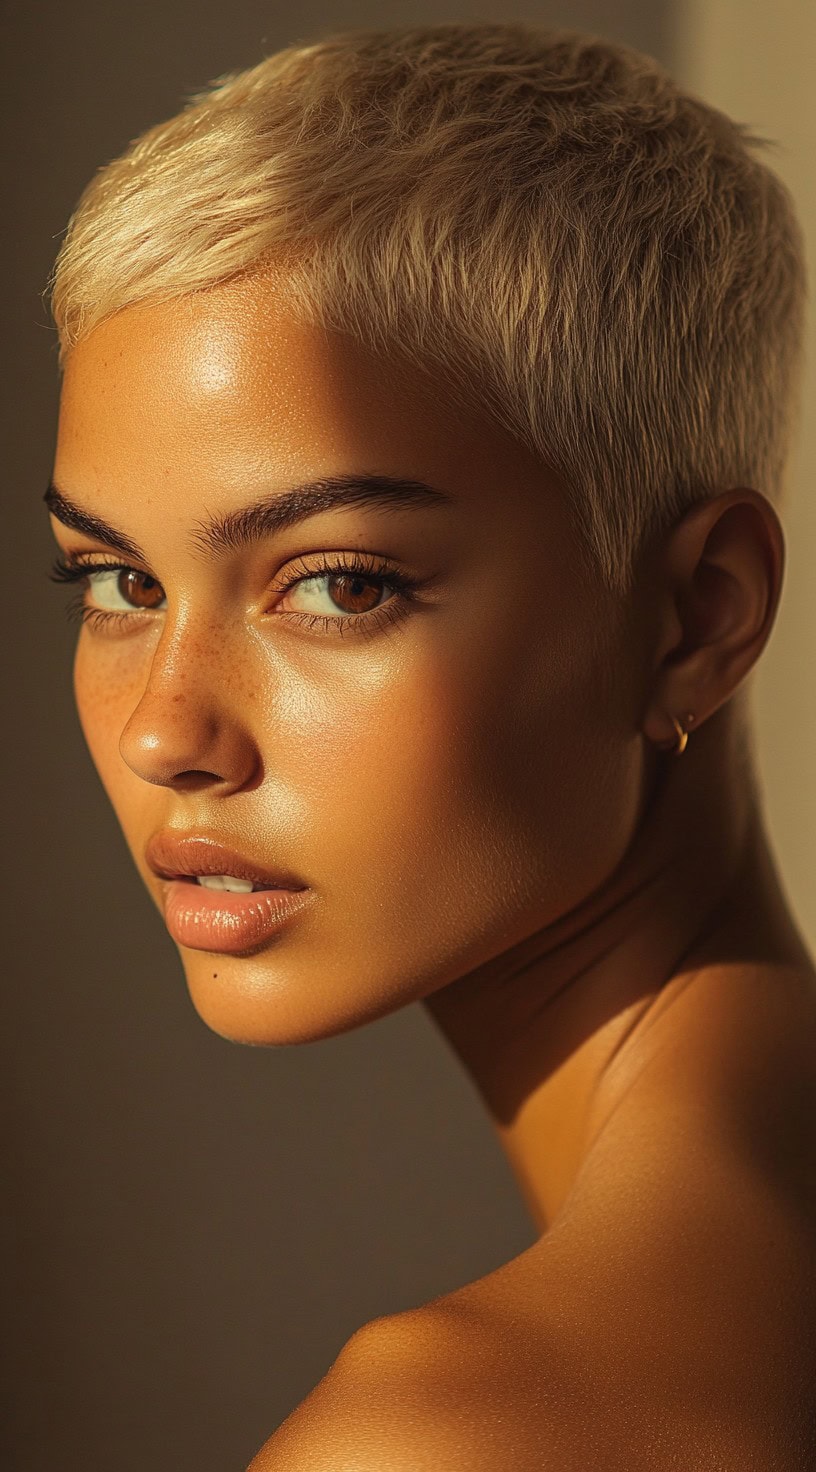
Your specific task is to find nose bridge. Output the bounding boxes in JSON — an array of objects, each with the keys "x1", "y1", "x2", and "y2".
[
  {"x1": 139, "y1": 605, "x2": 229, "y2": 709},
  {"x1": 118, "y1": 612, "x2": 260, "y2": 789}
]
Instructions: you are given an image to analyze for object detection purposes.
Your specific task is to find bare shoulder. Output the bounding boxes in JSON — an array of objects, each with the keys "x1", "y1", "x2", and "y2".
[
  {"x1": 244, "y1": 1300, "x2": 556, "y2": 1472},
  {"x1": 246, "y1": 964, "x2": 816, "y2": 1470},
  {"x1": 243, "y1": 1264, "x2": 814, "y2": 1472}
]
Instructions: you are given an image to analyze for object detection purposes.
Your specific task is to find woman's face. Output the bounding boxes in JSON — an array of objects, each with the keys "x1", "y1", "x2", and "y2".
[{"x1": 50, "y1": 275, "x2": 644, "y2": 1044}]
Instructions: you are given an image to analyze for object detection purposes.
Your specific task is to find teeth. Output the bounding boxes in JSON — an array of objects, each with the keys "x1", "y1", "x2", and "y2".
[{"x1": 196, "y1": 874, "x2": 256, "y2": 893}]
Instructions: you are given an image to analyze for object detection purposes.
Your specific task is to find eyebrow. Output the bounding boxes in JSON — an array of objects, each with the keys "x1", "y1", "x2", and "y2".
[{"x1": 43, "y1": 473, "x2": 454, "y2": 562}]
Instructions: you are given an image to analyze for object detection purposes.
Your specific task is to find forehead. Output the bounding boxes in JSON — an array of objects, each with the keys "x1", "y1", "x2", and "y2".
[
  {"x1": 58, "y1": 277, "x2": 464, "y2": 472},
  {"x1": 53, "y1": 275, "x2": 577, "y2": 570}
]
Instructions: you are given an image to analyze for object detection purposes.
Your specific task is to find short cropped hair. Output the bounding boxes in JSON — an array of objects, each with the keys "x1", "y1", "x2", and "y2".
[{"x1": 46, "y1": 22, "x2": 808, "y2": 599}]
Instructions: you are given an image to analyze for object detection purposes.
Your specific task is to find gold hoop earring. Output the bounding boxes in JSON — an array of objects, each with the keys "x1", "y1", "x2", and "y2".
[{"x1": 662, "y1": 712, "x2": 695, "y2": 755}]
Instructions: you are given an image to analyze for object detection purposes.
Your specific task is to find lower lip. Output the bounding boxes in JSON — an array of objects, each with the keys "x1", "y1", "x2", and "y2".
[{"x1": 162, "y1": 878, "x2": 315, "y2": 953}]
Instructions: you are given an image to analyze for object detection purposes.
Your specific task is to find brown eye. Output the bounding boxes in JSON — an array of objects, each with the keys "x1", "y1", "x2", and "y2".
[
  {"x1": 283, "y1": 569, "x2": 390, "y2": 619},
  {"x1": 84, "y1": 566, "x2": 167, "y2": 615},
  {"x1": 324, "y1": 573, "x2": 385, "y2": 615},
  {"x1": 117, "y1": 569, "x2": 165, "y2": 609}
]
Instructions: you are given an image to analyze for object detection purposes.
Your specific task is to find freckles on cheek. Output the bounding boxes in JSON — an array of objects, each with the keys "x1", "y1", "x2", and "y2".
[{"x1": 73, "y1": 642, "x2": 139, "y2": 795}]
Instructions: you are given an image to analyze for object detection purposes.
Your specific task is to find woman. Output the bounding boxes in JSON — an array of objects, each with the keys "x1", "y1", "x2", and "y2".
[{"x1": 45, "y1": 21, "x2": 815, "y2": 1470}]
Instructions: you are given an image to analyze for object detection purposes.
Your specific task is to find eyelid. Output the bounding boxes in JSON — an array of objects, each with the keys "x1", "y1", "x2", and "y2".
[
  {"x1": 50, "y1": 549, "x2": 153, "y2": 574},
  {"x1": 52, "y1": 547, "x2": 426, "y2": 592}
]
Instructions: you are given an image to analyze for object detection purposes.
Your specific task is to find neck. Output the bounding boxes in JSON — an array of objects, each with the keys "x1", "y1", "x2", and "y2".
[{"x1": 422, "y1": 701, "x2": 807, "y2": 1232}]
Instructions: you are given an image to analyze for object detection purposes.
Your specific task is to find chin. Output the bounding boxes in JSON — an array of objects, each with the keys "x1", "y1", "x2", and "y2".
[{"x1": 177, "y1": 949, "x2": 407, "y2": 1047}]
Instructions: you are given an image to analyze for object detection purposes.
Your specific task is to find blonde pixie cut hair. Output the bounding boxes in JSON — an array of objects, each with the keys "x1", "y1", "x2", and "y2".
[{"x1": 47, "y1": 21, "x2": 808, "y2": 600}]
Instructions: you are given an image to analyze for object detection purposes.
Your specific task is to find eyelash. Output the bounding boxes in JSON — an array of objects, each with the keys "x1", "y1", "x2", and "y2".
[{"x1": 48, "y1": 550, "x2": 423, "y2": 640}]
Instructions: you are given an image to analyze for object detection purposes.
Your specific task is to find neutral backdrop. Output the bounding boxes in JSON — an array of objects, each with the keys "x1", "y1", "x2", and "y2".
[{"x1": 3, "y1": 2, "x2": 813, "y2": 1469}]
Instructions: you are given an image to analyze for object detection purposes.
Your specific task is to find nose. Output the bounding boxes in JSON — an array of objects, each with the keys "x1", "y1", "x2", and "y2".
[{"x1": 117, "y1": 639, "x2": 261, "y2": 793}]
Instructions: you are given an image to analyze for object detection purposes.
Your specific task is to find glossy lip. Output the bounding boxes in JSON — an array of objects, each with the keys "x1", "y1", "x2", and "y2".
[
  {"x1": 162, "y1": 878, "x2": 316, "y2": 954},
  {"x1": 145, "y1": 830, "x2": 308, "y2": 891}
]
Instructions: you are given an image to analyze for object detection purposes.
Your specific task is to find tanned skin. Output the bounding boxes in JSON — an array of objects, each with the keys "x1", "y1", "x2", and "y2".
[{"x1": 49, "y1": 274, "x2": 816, "y2": 1470}]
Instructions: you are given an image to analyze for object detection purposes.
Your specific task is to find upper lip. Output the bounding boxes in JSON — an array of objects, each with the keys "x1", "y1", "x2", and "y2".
[{"x1": 145, "y1": 831, "x2": 308, "y2": 891}]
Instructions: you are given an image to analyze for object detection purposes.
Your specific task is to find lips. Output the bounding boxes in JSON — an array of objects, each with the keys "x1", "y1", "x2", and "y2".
[{"x1": 145, "y1": 831, "x2": 308, "y2": 892}]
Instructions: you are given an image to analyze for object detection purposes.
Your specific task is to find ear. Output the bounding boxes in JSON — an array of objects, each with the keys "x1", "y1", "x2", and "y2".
[{"x1": 641, "y1": 488, "x2": 785, "y2": 750}]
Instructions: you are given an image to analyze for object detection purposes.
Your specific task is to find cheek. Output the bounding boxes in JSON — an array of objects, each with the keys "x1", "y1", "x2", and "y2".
[
  {"x1": 73, "y1": 638, "x2": 136, "y2": 810},
  {"x1": 275, "y1": 616, "x2": 639, "y2": 1002}
]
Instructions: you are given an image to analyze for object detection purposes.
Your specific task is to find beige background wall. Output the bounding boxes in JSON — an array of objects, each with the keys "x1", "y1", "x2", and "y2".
[{"x1": 3, "y1": 3, "x2": 812, "y2": 1470}]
